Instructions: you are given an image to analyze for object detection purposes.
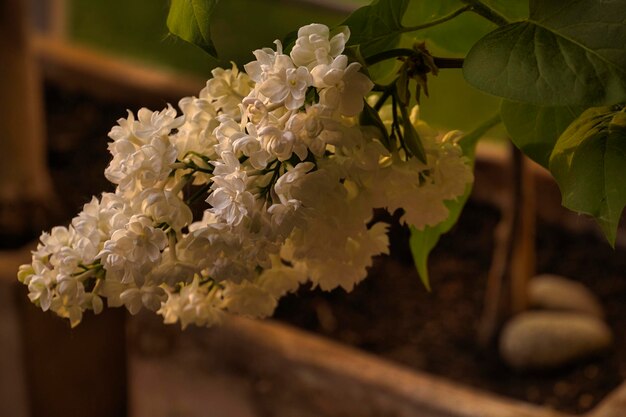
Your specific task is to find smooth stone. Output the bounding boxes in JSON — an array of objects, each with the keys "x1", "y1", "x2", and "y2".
[
  {"x1": 529, "y1": 274, "x2": 605, "y2": 319},
  {"x1": 500, "y1": 311, "x2": 612, "y2": 370}
]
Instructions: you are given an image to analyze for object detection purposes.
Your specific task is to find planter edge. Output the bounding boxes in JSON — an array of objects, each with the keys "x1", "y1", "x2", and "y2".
[{"x1": 200, "y1": 316, "x2": 573, "y2": 417}]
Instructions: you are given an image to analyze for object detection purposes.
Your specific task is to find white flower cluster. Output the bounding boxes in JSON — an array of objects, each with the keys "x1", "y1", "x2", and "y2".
[{"x1": 18, "y1": 24, "x2": 473, "y2": 328}]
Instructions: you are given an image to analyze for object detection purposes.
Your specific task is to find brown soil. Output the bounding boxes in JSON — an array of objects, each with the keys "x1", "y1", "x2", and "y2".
[
  {"x1": 274, "y1": 203, "x2": 626, "y2": 415},
  {"x1": 44, "y1": 82, "x2": 626, "y2": 415}
]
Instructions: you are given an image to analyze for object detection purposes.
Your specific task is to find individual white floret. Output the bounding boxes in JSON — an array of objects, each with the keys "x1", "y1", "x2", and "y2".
[
  {"x1": 258, "y1": 65, "x2": 312, "y2": 110},
  {"x1": 244, "y1": 41, "x2": 290, "y2": 84},
  {"x1": 207, "y1": 172, "x2": 256, "y2": 227},
  {"x1": 257, "y1": 125, "x2": 308, "y2": 161},
  {"x1": 21, "y1": 262, "x2": 55, "y2": 311},
  {"x1": 70, "y1": 193, "x2": 131, "y2": 262},
  {"x1": 105, "y1": 134, "x2": 178, "y2": 193},
  {"x1": 203, "y1": 63, "x2": 254, "y2": 118},
  {"x1": 311, "y1": 55, "x2": 374, "y2": 116},
  {"x1": 290, "y1": 23, "x2": 350, "y2": 69},
  {"x1": 158, "y1": 276, "x2": 224, "y2": 329},
  {"x1": 173, "y1": 96, "x2": 219, "y2": 160},
  {"x1": 231, "y1": 122, "x2": 272, "y2": 169},
  {"x1": 98, "y1": 215, "x2": 168, "y2": 286},
  {"x1": 119, "y1": 284, "x2": 166, "y2": 314},
  {"x1": 286, "y1": 104, "x2": 337, "y2": 156},
  {"x1": 132, "y1": 105, "x2": 183, "y2": 141},
  {"x1": 132, "y1": 188, "x2": 193, "y2": 231},
  {"x1": 273, "y1": 161, "x2": 315, "y2": 205}
]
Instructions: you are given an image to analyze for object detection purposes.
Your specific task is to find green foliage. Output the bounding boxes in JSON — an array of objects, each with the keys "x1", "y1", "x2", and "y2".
[
  {"x1": 461, "y1": 0, "x2": 626, "y2": 244},
  {"x1": 550, "y1": 105, "x2": 626, "y2": 247},
  {"x1": 410, "y1": 114, "x2": 501, "y2": 288},
  {"x1": 403, "y1": 0, "x2": 527, "y2": 56},
  {"x1": 360, "y1": 101, "x2": 392, "y2": 149},
  {"x1": 341, "y1": 0, "x2": 410, "y2": 56},
  {"x1": 464, "y1": 0, "x2": 626, "y2": 106},
  {"x1": 167, "y1": 0, "x2": 220, "y2": 57},
  {"x1": 501, "y1": 101, "x2": 585, "y2": 168},
  {"x1": 399, "y1": 101, "x2": 427, "y2": 162}
]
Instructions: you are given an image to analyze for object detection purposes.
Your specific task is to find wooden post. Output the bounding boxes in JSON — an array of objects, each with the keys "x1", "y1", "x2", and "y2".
[
  {"x1": 478, "y1": 145, "x2": 536, "y2": 346},
  {"x1": 17, "y1": 285, "x2": 128, "y2": 417},
  {"x1": 509, "y1": 148, "x2": 536, "y2": 315},
  {"x1": 0, "y1": 0, "x2": 57, "y2": 245},
  {"x1": 2, "y1": 1, "x2": 129, "y2": 415}
]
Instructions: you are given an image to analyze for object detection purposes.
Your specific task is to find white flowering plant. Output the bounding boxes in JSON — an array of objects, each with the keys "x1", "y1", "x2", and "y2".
[{"x1": 18, "y1": 0, "x2": 626, "y2": 329}]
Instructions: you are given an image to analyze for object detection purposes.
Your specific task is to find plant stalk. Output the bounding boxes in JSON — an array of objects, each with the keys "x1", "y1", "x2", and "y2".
[
  {"x1": 402, "y1": 5, "x2": 472, "y2": 33},
  {"x1": 461, "y1": 0, "x2": 510, "y2": 27},
  {"x1": 433, "y1": 57, "x2": 464, "y2": 69},
  {"x1": 365, "y1": 49, "x2": 464, "y2": 69}
]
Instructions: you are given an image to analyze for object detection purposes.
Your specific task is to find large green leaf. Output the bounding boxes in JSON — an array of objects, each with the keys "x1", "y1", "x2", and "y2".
[
  {"x1": 167, "y1": 0, "x2": 219, "y2": 57},
  {"x1": 501, "y1": 100, "x2": 585, "y2": 168},
  {"x1": 341, "y1": 0, "x2": 410, "y2": 56},
  {"x1": 410, "y1": 114, "x2": 501, "y2": 289},
  {"x1": 549, "y1": 104, "x2": 626, "y2": 246},
  {"x1": 464, "y1": 0, "x2": 626, "y2": 106}
]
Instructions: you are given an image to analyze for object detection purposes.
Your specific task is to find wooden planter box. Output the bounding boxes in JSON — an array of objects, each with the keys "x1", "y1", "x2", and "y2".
[{"x1": 140, "y1": 316, "x2": 624, "y2": 417}]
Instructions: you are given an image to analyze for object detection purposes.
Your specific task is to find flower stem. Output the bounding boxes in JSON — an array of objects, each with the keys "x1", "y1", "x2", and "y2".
[
  {"x1": 433, "y1": 57, "x2": 465, "y2": 69},
  {"x1": 366, "y1": 49, "x2": 464, "y2": 69},
  {"x1": 168, "y1": 230, "x2": 178, "y2": 261},
  {"x1": 171, "y1": 175, "x2": 192, "y2": 195},
  {"x1": 402, "y1": 5, "x2": 472, "y2": 32},
  {"x1": 92, "y1": 278, "x2": 102, "y2": 295},
  {"x1": 461, "y1": 0, "x2": 509, "y2": 26},
  {"x1": 373, "y1": 88, "x2": 393, "y2": 111},
  {"x1": 186, "y1": 182, "x2": 212, "y2": 205},
  {"x1": 457, "y1": 112, "x2": 502, "y2": 151},
  {"x1": 365, "y1": 48, "x2": 417, "y2": 66}
]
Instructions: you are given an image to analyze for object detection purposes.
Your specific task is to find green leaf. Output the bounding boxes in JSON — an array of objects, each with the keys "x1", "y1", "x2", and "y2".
[
  {"x1": 464, "y1": 0, "x2": 626, "y2": 106},
  {"x1": 360, "y1": 100, "x2": 391, "y2": 149},
  {"x1": 167, "y1": 0, "x2": 220, "y2": 57},
  {"x1": 341, "y1": 0, "x2": 410, "y2": 56},
  {"x1": 281, "y1": 29, "x2": 299, "y2": 54},
  {"x1": 501, "y1": 100, "x2": 585, "y2": 168},
  {"x1": 399, "y1": 100, "x2": 426, "y2": 162},
  {"x1": 344, "y1": 45, "x2": 369, "y2": 71},
  {"x1": 549, "y1": 104, "x2": 626, "y2": 246},
  {"x1": 410, "y1": 114, "x2": 501, "y2": 289}
]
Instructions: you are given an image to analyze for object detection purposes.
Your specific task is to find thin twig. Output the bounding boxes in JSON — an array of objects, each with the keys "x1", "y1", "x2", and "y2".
[
  {"x1": 461, "y1": 0, "x2": 510, "y2": 26},
  {"x1": 433, "y1": 57, "x2": 464, "y2": 69},
  {"x1": 402, "y1": 5, "x2": 472, "y2": 33}
]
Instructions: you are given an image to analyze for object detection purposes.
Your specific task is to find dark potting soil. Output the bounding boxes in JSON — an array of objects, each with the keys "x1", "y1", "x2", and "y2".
[
  {"x1": 44, "y1": 82, "x2": 626, "y2": 415},
  {"x1": 274, "y1": 203, "x2": 626, "y2": 415}
]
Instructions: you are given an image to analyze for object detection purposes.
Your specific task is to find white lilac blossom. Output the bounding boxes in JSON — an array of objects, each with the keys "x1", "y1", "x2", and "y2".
[{"x1": 18, "y1": 23, "x2": 473, "y2": 328}]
